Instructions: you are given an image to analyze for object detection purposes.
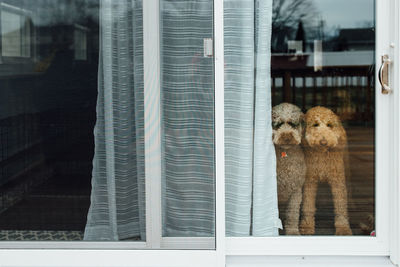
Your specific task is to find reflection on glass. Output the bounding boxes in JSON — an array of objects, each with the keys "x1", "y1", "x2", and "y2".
[
  {"x1": 224, "y1": 0, "x2": 281, "y2": 238},
  {"x1": 0, "y1": 0, "x2": 99, "y2": 241},
  {"x1": 0, "y1": 0, "x2": 216, "y2": 246},
  {"x1": 271, "y1": 0, "x2": 375, "y2": 236},
  {"x1": 225, "y1": 0, "x2": 375, "y2": 237}
]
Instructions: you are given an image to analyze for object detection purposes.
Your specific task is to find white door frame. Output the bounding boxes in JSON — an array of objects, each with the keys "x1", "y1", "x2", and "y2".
[
  {"x1": 143, "y1": 0, "x2": 223, "y2": 251},
  {"x1": 2, "y1": 0, "x2": 400, "y2": 266},
  {"x1": 143, "y1": 0, "x2": 163, "y2": 250},
  {"x1": 226, "y1": 0, "x2": 393, "y2": 258},
  {"x1": 389, "y1": 0, "x2": 400, "y2": 265}
]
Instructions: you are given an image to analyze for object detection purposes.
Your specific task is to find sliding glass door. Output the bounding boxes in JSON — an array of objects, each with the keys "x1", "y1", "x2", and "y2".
[{"x1": 0, "y1": 0, "x2": 216, "y2": 250}]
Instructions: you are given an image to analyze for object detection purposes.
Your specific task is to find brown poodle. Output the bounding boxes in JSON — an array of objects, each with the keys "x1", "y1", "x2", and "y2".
[
  {"x1": 300, "y1": 106, "x2": 352, "y2": 235},
  {"x1": 272, "y1": 103, "x2": 306, "y2": 235}
]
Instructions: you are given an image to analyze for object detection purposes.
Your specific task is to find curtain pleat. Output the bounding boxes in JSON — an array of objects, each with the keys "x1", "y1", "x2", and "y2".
[
  {"x1": 224, "y1": 0, "x2": 280, "y2": 236},
  {"x1": 84, "y1": 0, "x2": 145, "y2": 241},
  {"x1": 85, "y1": 0, "x2": 279, "y2": 241},
  {"x1": 160, "y1": 0, "x2": 215, "y2": 237},
  {"x1": 252, "y1": 0, "x2": 281, "y2": 236}
]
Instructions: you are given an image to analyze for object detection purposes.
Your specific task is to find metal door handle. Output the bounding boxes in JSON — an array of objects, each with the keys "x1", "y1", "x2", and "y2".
[{"x1": 378, "y1": 54, "x2": 392, "y2": 94}]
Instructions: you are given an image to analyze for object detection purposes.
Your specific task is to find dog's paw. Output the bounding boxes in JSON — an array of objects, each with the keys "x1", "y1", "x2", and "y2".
[
  {"x1": 285, "y1": 228, "x2": 300, "y2": 235},
  {"x1": 299, "y1": 218, "x2": 315, "y2": 235},
  {"x1": 335, "y1": 216, "x2": 352, "y2": 235},
  {"x1": 335, "y1": 225, "x2": 352, "y2": 235}
]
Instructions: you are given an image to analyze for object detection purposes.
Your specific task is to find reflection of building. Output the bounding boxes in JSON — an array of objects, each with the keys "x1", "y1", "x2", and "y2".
[
  {"x1": 335, "y1": 28, "x2": 375, "y2": 51},
  {"x1": 271, "y1": 15, "x2": 375, "y2": 123},
  {"x1": 0, "y1": 1, "x2": 99, "y2": 76},
  {"x1": 272, "y1": 21, "x2": 375, "y2": 53},
  {"x1": 0, "y1": 0, "x2": 99, "y2": 222},
  {"x1": 271, "y1": 21, "x2": 376, "y2": 236},
  {"x1": 0, "y1": 4, "x2": 31, "y2": 58}
]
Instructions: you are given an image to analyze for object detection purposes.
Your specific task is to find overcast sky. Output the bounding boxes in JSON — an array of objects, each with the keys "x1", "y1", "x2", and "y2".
[{"x1": 314, "y1": 0, "x2": 375, "y2": 29}]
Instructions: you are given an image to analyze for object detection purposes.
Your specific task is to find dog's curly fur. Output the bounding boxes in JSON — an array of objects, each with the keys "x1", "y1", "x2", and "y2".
[
  {"x1": 272, "y1": 103, "x2": 306, "y2": 235},
  {"x1": 300, "y1": 106, "x2": 352, "y2": 235}
]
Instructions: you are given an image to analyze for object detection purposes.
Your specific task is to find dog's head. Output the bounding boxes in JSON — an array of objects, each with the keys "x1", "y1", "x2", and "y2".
[
  {"x1": 303, "y1": 106, "x2": 347, "y2": 150},
  {"x1": 272, "y1": 103, "x2": 304, "y2": 146}
]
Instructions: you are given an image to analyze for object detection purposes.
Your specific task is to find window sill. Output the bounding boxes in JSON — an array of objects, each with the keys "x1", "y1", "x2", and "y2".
[{"x1": 227, "y1": 256, "x2": 395, "y2": 267}]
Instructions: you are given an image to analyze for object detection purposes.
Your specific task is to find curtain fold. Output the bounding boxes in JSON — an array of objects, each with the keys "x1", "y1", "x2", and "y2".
[
  {"x1": 85, "y1": 0, "x2": 279, "y2": 241},
  {"x1": 84, "y1": 0, "x2": 145, "y2": 241},
  {"x1": 160, "y1": 0, "x2": 215, "y2": 237},
  {"x1": 224, "y1": 0, "x2": 280, "y2": 236}
]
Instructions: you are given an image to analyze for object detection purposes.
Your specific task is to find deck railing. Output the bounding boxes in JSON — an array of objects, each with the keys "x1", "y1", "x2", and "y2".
[{"x1": 271, "y1": 55, "x2": 374, "y2": 123}]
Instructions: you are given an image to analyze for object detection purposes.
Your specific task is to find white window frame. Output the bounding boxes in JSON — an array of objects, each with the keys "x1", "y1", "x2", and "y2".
[{"x1": 1, "y1": 0, "x2": 400, "y2": 266}]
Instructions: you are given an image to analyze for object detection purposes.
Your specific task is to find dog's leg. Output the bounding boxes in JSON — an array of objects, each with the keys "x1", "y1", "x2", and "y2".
[
  {"x1": 330, "y1": 177, "x2": 352, "y2": 235},
  {"x1": 300, "y1": 178, "x2": 317, "y2": 235},
  {"x1": 285, "y1": 188, "x2": 302, "y2": 235}
]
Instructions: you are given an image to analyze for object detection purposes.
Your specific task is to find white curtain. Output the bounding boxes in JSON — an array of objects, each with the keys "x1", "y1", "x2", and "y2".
[
  {"x1": 225, "y1": 0, "x2": 280, "y2": 236},
  {"x1": 84, "y1": 0, "x2": 146, "y2": 241},
  {"x1": 85, "y1": 0, "x2": 279, "y2": 241},
  {"x1": 160, "y1": 0, "x2": 215, "y2": 237}
]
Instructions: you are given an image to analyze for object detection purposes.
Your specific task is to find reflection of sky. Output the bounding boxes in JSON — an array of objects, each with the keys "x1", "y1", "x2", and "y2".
[{"x1": 313, "y1": 0, "x2": 374, "y2": 29}]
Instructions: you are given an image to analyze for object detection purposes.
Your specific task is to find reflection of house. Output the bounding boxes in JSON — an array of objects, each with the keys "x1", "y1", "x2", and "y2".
[
  {"x1": 34, "y1": 24, "x2": 95, "y2": 72},
  {"x1": 0, "y1": 1, "x2": 99, "y2": 215},
  {"x1": 271, "y1": 20, "x2": 375, "y2": 123},
  {"x1": 272, "y1": 23, "x2": 375, "y2": 53},
  {"x1": 0, "y1": 0, "x2": 99, "y2": 76},
  {"x1": 336, "y1": 28, "x2": 375, "y2": 51}
]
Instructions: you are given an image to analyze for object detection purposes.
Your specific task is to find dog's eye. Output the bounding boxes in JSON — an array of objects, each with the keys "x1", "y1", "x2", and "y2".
[
  {"x1": 312, "y1": 123, "x2": 319, "y2": 127},
  {"x1": 272, "y1": 122, "x2": 284, "y2": 129},
  {"x1": 327, "y1": 122, "x2": 333, "y2": 128},
  {"x1": 288, "y1": 122, "x2": 299, "y2": 128}
]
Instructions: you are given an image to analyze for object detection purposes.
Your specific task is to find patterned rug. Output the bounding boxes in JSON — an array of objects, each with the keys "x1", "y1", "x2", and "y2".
[{"x1": 0, "y1": 230, "x2": 83, "y2": 241}]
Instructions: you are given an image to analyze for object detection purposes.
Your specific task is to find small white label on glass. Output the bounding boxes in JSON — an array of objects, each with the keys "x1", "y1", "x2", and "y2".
[{"x1": 203, "y1": 38, "x2": 213, "y2": 58}]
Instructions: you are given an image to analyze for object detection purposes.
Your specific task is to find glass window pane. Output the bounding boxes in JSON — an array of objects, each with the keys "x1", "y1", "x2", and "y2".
[
  {"x1": 225, "y1": 0, "x2": 375, "y2": 237},
  {"x1": 0, "y1": 0, "x2": 216, "y2": 248},
  {"x1": 160, "y1": 0, "x2": 215, "y2": 242},
  {"x1": 0, "y1": 0, "x2": 108, "y2": 242}
]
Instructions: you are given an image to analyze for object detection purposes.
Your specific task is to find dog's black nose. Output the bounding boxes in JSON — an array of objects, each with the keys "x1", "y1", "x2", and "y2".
[{"x1": 320, "y1": 139, "x2": 328, "y2": 146}]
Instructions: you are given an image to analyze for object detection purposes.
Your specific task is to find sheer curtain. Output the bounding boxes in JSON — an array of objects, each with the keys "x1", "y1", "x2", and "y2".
[
  {"x1": 84, "y1": 0, "x2": 146, "y2": 241},
  {"x1": 85, "y1": 0, "x2": 279, "y2": 241},
  {"x1": 225, "y1": 0, "x2": 280, "y2": 236},
  {"x1": 160, "y1": 0, "x2": 215, "y2": 237}
]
